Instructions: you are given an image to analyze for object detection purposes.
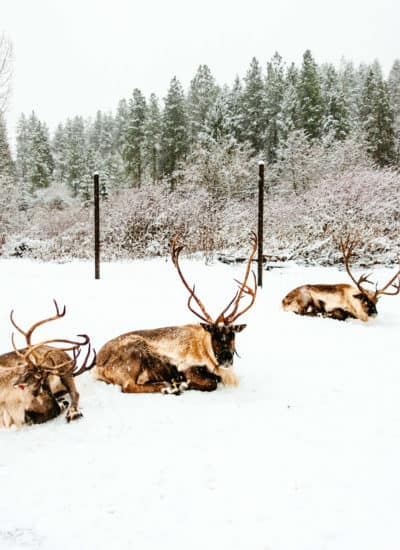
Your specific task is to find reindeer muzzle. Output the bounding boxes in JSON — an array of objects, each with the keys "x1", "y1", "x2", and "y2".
[{"x1": 216, "y1": 351, "x2": 234, "y2": 368}]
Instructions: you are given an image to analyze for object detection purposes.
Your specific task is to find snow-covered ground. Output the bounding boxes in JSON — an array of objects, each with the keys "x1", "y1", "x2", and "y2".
[{"x1": 0, "y1": 257, "x2": 399, "y2": 550}]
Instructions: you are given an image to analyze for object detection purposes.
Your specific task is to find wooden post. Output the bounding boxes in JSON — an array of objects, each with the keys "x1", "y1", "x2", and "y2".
[
  {"x1": 257, "y1": 162, "x2": 264, "y2": 287},
  {"x1": 94, "y1": 173, "x2": 100, "y2": 280}
]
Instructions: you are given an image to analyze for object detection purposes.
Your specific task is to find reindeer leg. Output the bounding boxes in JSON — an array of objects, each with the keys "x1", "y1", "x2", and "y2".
[
  {"x1": 184, "y1": 366, "x2": 220, "y2": 392},
  {"x1": 59, "y1": 375, "x2": 82, "y2": 422},
  {"x1": 121, "y1": 380, "x2": 185, "y2": 394}
]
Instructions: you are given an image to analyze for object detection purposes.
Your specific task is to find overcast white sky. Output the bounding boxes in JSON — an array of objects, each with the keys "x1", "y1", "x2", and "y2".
[{"x1": 2, "y1": 0, "x2": 399, "y2": 143}]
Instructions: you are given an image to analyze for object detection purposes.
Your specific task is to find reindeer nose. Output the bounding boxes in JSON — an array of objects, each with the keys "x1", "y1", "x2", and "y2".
[{"x1": 218, "y1": 351, "x2": 234, "y2": 366}]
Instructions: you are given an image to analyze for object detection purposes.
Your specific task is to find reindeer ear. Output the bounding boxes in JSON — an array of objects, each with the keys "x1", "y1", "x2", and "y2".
[
  {"x1": 200, "y1": 323, "x2": 212, "y2": 332},
  {"x1": 353, "y1": 293, "x2": 363, "y2": 301},
  {"x1": 233, "y1": 324, "x2": 247, "y2": 333}
]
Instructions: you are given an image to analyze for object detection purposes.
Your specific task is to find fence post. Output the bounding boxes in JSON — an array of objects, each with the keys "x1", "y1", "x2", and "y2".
[
  {"x1": 94, "y1": 173, "x2": 100, "y2": 280},
  {"x1": 257, "y1": 161, "x2": 264, "y2": 287}
]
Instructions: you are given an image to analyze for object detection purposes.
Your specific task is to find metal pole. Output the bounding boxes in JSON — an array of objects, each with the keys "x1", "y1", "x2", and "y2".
[
  {"x1": 94, "y1": 173, "x2": 100, "y2": 280},
  {"x1": 257, "y1": 161, "x2": 264, "y2": 287}
]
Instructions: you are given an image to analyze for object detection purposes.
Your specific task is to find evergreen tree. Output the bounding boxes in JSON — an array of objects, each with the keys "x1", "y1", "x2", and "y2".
[
  {"x1": 297, "y1": 50, "x2": 324, "y2": 139},
  {"x1": 123, "y1": 89, "x2": 147, "y2": 187},
  {"x1": 226, "y1": 76, "x2": 244, "y2": 143},
  {"x1": 241, "y1": 57, "x2": 267, "y2": 152},
  {"x1": 0, "y1": 113, "x2": 18, "y2": 236},
  {"x1": 388, "y1": 59, "x2": 400, "y2": 162},
  {"x1": 17, "y1": 112, "x2": 54, "y2": 191},
  {"x1": 264, "y1": 52, "x2": 285, "y2": 162},
  {"x1": 207, "y1": 85, "x2": 232, "y2": 142},
  {"x1": 52, "y1": 123, "x2": 68, "y2": 183},
  {"x1": 63, "y1": 116, "x2": 87, "y2": 196},
  {"x1": 187, "y1": 64, "x2": 219, "y2": 144},
  {"x1": 160, "y1": 76, "x2": 188, "y2": 184},
  {"x1": 0, "y1": 112, "x2": 15, "y2": 177},
  {"x1": 320, "y1": 64, "x2": 350, "y2": 140},
  {"x1": 144, "y1": 93, "x2": 162, "y2": 182},
  {"x1": 360, "y1": 68, "x2": 395, "y2": 166},
  {"x1": 338, "y1": 59, "x2": 363, "y2": 133},
  {"x1": 276, "y1": 63, "x2": 299, "y2": 145},
  {"x1": 87, "y1": 111, "x2": 120, "y2": 196},
  {"x1": 115, "y1": 98, "x2": 129, "y2": 158}
]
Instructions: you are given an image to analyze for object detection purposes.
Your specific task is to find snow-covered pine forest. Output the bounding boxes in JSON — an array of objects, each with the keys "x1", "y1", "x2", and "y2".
[{"x1": 1, "y1": 50, "x2": 400, "y2": 264}]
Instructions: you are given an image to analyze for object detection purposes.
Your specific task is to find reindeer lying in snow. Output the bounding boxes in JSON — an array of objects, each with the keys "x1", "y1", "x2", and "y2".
[
  {"x1": 95, "y1": 234, "x2": 258, "y2": 394},
  {"x1": 282, "y1": 235, "x2": 400, "y2": 321},
  {"x1": 0, "y1": 301, "x2": 95, "y2": 428}
]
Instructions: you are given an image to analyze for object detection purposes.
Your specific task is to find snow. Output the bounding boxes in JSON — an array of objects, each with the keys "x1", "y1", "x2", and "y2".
[{"x1": 1, "y1": 258, "x2": 400, "y2": 550}]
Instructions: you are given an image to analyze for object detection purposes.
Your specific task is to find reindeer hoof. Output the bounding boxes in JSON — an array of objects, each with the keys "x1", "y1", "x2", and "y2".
[
  {"x1": 66, "y1": 407, "x2": 83, "y2": 422},
  {"x1": 57, "y1": 398, "x2": 70, "y2": 412},
  {"x1": 161, "y1": 381, "x2": 182, "y2": 395}
]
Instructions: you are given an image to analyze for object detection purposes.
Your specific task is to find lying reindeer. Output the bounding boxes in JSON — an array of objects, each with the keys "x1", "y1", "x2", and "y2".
[
  {"x1": 282, "y1": 235, "x2": 400, "y2": 321},
  {"x1": 0, "y1": 300, "x2": 95, "y2": 428},
  {"x1": 95, "y1": 234, "x2": 257, "y2": 394}
]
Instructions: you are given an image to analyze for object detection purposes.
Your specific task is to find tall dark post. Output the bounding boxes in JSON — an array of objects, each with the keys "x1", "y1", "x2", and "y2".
[
  {"x1": 257, "y1": 161, "x2": 264, "y2": 287},
  {"x1": 94, "y1": 173, "x2": 100, "y2": 280}
]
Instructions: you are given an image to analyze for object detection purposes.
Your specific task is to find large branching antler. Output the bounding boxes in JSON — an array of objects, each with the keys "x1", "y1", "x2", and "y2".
[
  {"x1": 171, "y1": 232, "x2": 258, "y2": 326},
  {"x1": 10, "y1": 301, "x2": 96, "y2": 377},
  {"x1": 340, "y1": 235, "x2": 374, "y2": 292},
  {"x1": 171, "y1": 236, "x2": 214, "y2": 324},
  {"x1": 217, "y1": 232, "x2": 258, "y2": 324},
  {"x1": 375, "y1": 259, "x2": 400, "y2": 297},
  {"x1": 340, "y1": 235, "x2": 400, "y2": 299}
]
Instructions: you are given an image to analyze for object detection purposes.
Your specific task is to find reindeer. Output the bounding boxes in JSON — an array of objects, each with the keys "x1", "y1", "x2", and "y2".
[
  {"x1": 282, "y1": 235, "x2": 400, "y2": 321},
  {"x1": 0, "y1": 300, "x2": 95, "y2": 428},
  {"x1": 95, "y1": 234, "x2": 258, "y2": 394}
]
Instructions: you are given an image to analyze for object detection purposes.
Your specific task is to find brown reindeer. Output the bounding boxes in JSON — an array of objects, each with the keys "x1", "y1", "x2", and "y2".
[
  {"x1": 282, "y1": 235, "x2": 400, "y2": 321},
  {"x1": 95, "y1": 234, "x2": 258, "y2": 393},
  {"x1": 0, "y1": 300, "x2": 95, "y2": 428}
]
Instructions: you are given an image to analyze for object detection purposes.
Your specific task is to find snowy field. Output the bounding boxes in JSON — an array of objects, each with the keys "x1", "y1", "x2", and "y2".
[{"x1": 0, "y1": 257, "x2": 400, "y2": 550}]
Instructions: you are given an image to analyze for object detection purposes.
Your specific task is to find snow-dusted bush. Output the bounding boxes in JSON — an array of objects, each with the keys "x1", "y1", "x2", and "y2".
[
  {"x1": 1, "y1": 164, "x2": 398, "y2": 267},
  {"x1": 173, "y1": 137, "x2": 256, "y2": 198},
  {"x1": 264, "y1": 166, "x2": 400, "y2": 265},
  {"x1": 266, "y1": 130, "x2": 373, "y2": 194}
]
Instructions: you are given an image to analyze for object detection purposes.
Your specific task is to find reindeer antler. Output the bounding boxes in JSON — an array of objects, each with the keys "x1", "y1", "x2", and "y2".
[
  {"x1": 340, "y1": 235, "x2": 374, "y2": 292},
  {"x1": 340, "y1": 235, "x2": 400, "y2": 299},
  {"x1": 375, "y1": 259, "x2": 400, "y2": 297},
  {"x1": 10, "y1": 302, "x2": 95, "y2": 377},
  {"x1": 171, "y1": 232, "x2": 257, "y2": 325},
  {"x1": 171, "y1": 236, "x2": 214, "y2": 324},
  {"x1": 217, "y1": 232, "x2": 258, "y2": 324}
]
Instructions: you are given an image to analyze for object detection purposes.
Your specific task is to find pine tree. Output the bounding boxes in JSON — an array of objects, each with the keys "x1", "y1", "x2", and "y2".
[
  {"x1": 0, "y1": 113, "x2": 18, "y2": 237},
  {"x1": 360, "y1": 67, "x2": 395, "y2": 166},
  {"x1": 17, "y1": 112, "x2": 54, "y2": 191},
  {"x1": 297, "y1": 50, "x2": 324, "y2": 139},
  {"x1": 241, "y1": 57, "x2": 267, "y2": 152},
  {"x1": 52, "y1": 123, "x2": 68, "y2": 184},
  {"x1": 63, "y1": 116, "x2": 87, "y2": 196},
  {"x1": 207, "y1": 85, "x2": 231, "y2": 142},
  {"x1": 388, "y1": 59, "x2": 400, "y2": 162},
  {"x1": 320, "y1": 64, "x2": 350, "y2": 140},
  {"x1": 338, "y1": 59, "x2": 363, "y2": 133},
  {"x1": 144, "y1": 93, "x2": 162, "y2": 182},
  {"x1": 277, "y1": 63, "x2": 299, "y2": 145},
  {"x1": 0, "y1": 112, "x2": 15, "y2": 177},
  {"x1": 226, "y1": 76, "x2": 244, "y2": 143},
  {"x1": 87, "y1": 111, "x2": 120, "y2": 196},
  {"x1": 187, "y1": 64, "x2": 219, "y2": 144},
  {"x1": 123, "y1": 89, "x2": 147, "y2": 187},
  {"x1": 160, "y1": 76, "x2": 188, "y2": 184},
  {"x1": 264, "y1": 52, "x2": 285, "y2": 162}
]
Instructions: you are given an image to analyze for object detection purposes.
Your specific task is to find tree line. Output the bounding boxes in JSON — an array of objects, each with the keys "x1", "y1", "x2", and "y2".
[{"x1": 1, "y1": 49, "x2": 399, "y2": 202}]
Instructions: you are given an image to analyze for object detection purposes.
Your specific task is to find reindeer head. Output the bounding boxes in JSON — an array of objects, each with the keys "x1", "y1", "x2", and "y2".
[
  {"x1": 340, "y1": 235, "x2": 400, "y2": 317},
  {"x1": 10, "y1": 300, "x2": 95, "y2": 402},
  {"x1": 171, "y1": 233, "x2": 257, "y2": 368}
]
